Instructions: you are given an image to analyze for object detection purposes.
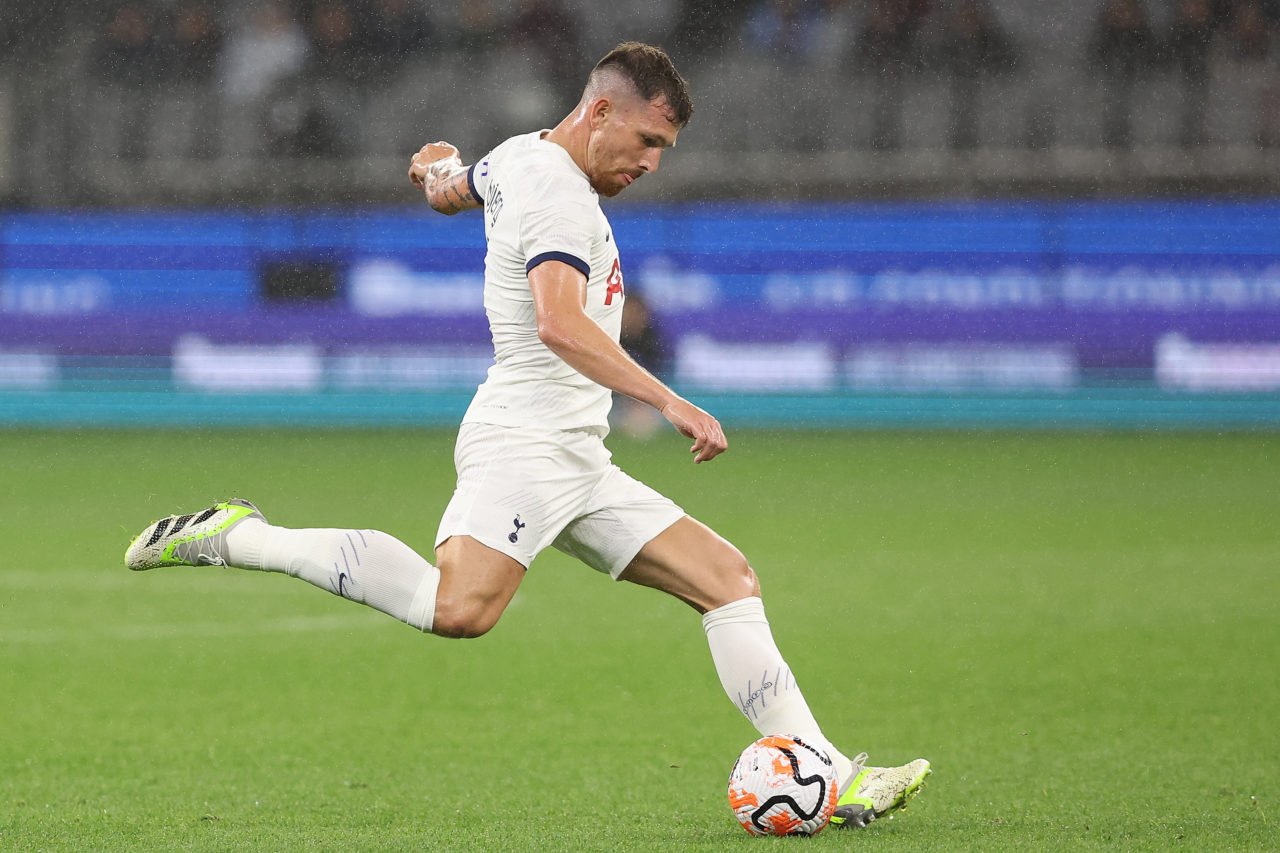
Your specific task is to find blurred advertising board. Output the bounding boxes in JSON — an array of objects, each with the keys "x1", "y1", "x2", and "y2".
[{"x1": 2, "y1": 202, "x2": 1278, "y2": 396}]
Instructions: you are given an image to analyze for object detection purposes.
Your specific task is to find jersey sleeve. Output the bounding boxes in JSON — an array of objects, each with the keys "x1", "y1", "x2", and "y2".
[
  {"x1": 466, "y1": 153, "x2": 492, "y2": 205},
  {"x1": 518, "y1": 169, "x2": 594, "y2": 282}
]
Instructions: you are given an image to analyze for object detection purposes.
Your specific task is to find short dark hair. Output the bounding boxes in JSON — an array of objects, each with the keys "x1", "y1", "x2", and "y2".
[{"x1": 590, "y1": 42, "x2": 693, "y2": 127}]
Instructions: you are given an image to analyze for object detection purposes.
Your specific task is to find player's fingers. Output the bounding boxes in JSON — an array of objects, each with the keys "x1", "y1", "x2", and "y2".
[
  {"x1": 663, "y1": 403, "x2": 721, "y2": 459},
  {"x1": 691, "y1": 424, "x2": 724, "y2": 463},
  {"x1": 694, "y1": 427, "x2": 721, "y2": 461},
  {"x1": 408, "y1": 157, "x2": 426, "y2": 185},
  {"x1": 696, "y1": 440, "x2": 722, "y2": 463},
  {"x1": 702, "y1": 424, "x2": 728, "y2": 462}
]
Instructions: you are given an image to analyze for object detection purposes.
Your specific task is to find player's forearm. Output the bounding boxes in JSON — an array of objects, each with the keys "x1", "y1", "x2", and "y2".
[
  {"x1": 539, "y1": 316, "x2": 679, "y2": 412},
  {"x1": 423, "y1": 156, "x2": 481, "y2": 215}
]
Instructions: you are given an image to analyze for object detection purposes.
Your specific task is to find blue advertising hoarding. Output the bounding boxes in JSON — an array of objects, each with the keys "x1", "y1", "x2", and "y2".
[{"x1": 2, "y1": 202, "x2": 1278, "y2": 427}]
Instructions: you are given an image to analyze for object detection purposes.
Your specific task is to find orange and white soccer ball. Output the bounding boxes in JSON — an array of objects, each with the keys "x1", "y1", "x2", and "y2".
[{"x1": 727, "y1": 734, "x2": 839, "y2": 836}]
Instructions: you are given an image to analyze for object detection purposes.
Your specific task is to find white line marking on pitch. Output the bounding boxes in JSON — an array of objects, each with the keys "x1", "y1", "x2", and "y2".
[
  {"x1": 0, "y1": 613, "x2": 381, "y2": 645},
  {"x1": 1, "y1": 568, "x2": 315, "y2": 590}
]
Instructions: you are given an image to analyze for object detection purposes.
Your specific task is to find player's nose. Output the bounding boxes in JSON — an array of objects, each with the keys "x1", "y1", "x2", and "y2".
[{"x1": 640, "y1": 148, "x2": 662, "y2": 174}]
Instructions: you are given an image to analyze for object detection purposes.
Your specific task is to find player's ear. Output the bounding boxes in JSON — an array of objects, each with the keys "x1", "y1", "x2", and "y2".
[{"x1": 588, "y1": 96, "x2": 612, "y2": 129}]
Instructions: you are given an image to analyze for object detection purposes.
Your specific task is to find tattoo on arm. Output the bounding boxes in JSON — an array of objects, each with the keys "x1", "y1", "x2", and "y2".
[{"x1": 425, "y1": 156, "x2": 480, "y2": 215}]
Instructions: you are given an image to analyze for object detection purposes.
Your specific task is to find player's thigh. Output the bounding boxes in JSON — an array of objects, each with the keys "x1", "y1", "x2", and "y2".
[
  {"x1": 436, "y1": 423, "x2": 607, "y2": 569},
  {"x1": 552, "y1": 465, "x2": 684, "y2": 580},
  {"x1": 618, "y1": 516, "x2": 760, "y2": 614},
  {"x1": 433, "y1": 534, "x2": 526, "y2": 638}
]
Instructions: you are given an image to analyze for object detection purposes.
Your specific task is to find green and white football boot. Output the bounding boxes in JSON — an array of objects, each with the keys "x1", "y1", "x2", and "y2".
[
  {"x1": 829, "y1": 756, "x2": 931, "y2": 829},
  {"x1": 125, "y1": 499, "x2": 265, "y2": 571}
]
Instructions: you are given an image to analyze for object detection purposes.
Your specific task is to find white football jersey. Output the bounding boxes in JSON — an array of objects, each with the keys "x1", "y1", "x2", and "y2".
[{"x1": 461, "y1": 131, "x2": 625, "y2": 431}]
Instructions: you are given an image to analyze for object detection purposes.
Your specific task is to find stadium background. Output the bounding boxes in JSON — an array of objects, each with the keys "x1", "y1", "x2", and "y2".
[
  {"x1": 2, "y1": 0, "x2": 1280, "y2": 425},
  {"x1": 1, "y1": 2, "x2": 1278, "y2": 852}
]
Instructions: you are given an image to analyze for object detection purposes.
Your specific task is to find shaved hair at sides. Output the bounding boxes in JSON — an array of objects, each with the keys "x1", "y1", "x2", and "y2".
[{"x1": 582, "y1": 42, "x2": 693, "y2": 127}]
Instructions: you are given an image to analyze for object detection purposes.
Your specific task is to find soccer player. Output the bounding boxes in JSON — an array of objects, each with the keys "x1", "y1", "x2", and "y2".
[{"x1": 125, "y1": 42, "x2": 929, "y2": 828}]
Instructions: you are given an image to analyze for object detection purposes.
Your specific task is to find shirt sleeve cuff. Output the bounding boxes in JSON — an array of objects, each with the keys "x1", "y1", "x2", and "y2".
[
  {"x1": 466, "y1": 163, "x2": 484, "y2": 204},
  {"x1": 526, "y1": 251, "x2": 590, "y2": 279}
]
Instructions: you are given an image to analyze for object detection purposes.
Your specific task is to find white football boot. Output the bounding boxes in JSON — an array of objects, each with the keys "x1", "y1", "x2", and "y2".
[
  {"x1": 829, "y1": 755, "x2": 931, "y2": 829},
  {"x1": 125, "y1": 499, "x2": 265, "y2": 570}
]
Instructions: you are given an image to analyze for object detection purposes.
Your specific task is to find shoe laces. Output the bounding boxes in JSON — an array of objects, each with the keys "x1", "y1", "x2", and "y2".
[{"x1": 167, "y1": 506, "x2": 229, "y2": 565}]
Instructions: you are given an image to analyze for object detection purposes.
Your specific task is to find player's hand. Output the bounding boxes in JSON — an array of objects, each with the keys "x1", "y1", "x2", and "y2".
[
  {"x1": 660, "y1": 398, "x2": 728, "y2": 464},
  {"x1": 408, "y1": 141, "x2": 461, "y2": 190}
]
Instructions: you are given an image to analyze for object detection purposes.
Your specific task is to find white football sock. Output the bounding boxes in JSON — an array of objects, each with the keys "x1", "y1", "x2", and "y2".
[
  {"x1": 702, "y1": 596, "x2": 856, "y2": 789},
  {"x1": 225, "y1": 519, "x2": 439, "y2": 633}
]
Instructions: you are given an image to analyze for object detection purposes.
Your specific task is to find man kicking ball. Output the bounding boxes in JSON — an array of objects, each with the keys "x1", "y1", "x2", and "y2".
[{"x1": 125, "y1": 41, "x2": 929, "y2": 828}]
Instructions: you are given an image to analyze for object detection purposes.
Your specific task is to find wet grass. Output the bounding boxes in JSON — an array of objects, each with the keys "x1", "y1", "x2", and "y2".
[{"x1": 0, "y1": 428, "x2": 1276, "y2": 851}]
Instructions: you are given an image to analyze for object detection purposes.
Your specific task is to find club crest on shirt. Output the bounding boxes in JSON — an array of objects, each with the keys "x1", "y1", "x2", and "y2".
[{"x1": 509, "y1": 515, "x2": 527, "y2": 543}]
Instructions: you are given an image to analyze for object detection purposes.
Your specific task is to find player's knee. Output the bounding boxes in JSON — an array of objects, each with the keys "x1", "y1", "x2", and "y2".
[
  {"x1": 732, "y1": 555, "x2": 761, "y2": 601},
  {"x1": 431, "y1": 595, "x2": 502, "y2": 639},
  {"x1": 740, "y1": 561, "x2": 762, "y2": 600},
  {"x1": 713, "y1": 547, "x2": 760, "y2": 607}
]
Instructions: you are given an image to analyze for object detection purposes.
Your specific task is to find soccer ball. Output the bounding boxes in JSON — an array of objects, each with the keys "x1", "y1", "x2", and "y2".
[{"x1": 727, "y1": 734, "x2": 839, "y2": 836}]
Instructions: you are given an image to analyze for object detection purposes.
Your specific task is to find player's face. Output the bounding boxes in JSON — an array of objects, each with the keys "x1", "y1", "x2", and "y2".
[{"x1": 586, "y1": 95, "x2": 680, "y2": 197}]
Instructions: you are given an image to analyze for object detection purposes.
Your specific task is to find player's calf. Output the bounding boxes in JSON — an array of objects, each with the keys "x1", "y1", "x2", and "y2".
[{"x1": 126, "y1": 499, "x2": 446, "y2": 635}]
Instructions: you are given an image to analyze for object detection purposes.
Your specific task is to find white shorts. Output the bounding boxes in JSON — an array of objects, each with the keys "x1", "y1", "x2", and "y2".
[{"x1": 435, "y1": 423, "x2": 685, "y2": 578}]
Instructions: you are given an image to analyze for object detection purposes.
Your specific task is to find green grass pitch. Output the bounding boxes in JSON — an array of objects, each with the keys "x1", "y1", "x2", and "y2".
[{"x1": 0, "y1": 428, "x2": 1276, "y2": 851}]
